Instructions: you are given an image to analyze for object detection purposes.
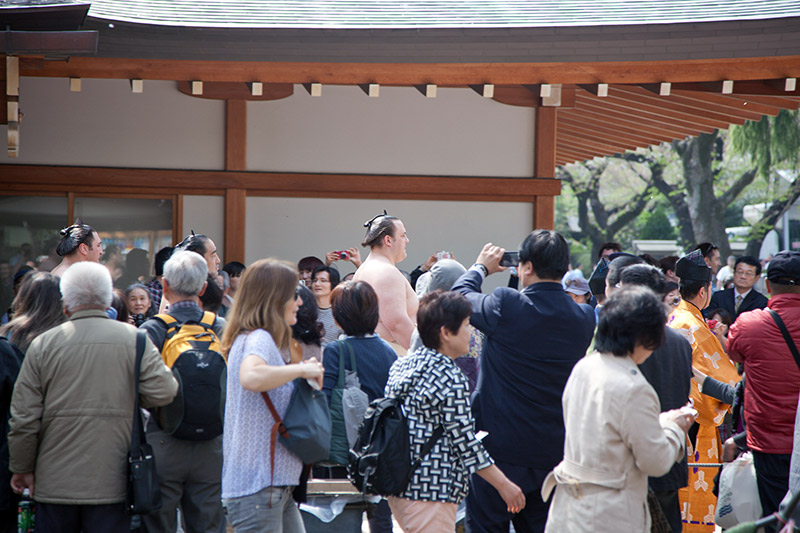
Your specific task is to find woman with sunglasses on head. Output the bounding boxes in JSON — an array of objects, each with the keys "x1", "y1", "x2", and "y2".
[{"x1": 220, "y1": 259, "x2": 323, "y2": 533}]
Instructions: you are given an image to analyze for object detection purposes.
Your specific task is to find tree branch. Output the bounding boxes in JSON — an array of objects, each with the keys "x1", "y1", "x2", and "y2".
[{"x1": 719, "y1": 167, "x2": 758, "y2": 207}]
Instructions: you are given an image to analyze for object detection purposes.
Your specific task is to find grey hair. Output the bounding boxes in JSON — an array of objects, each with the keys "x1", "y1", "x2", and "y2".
[
  {"x1": 60, "y1": 262, "x2": 113, "y2": 311},
  {"x1": 164, "y1": 250, "x2": 208, "y2": 297}
]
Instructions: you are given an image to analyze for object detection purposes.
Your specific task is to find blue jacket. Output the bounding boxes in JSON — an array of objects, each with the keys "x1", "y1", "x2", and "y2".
[{"x1": 453, "y1": 270, "x2": 595, "y2": 468}]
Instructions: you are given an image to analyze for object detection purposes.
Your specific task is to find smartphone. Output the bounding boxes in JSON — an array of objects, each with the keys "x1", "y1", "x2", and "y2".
[{"x1": 500, "y1": 251, "x2": 519, "y2": 267}]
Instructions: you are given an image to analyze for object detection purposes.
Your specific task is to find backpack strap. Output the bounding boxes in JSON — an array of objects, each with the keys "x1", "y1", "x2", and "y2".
[
  {"x1": 768, "y1": 308, "x2": 800, "y2": 372},
  {"x1": 199, "y1": 311, "x2": 216, "y2": 329},
  {"x1": 405, "y1": 425, "x2": 445, "y2": 487}
]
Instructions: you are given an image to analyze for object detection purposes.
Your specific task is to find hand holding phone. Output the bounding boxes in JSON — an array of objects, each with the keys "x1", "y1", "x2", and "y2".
[{"x1": 500, "y1": 252, "x2": 519, "y2": 268}]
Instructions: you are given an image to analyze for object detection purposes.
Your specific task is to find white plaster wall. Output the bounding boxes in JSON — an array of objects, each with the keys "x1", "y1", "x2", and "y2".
[
  {"x1": 4, "y1": 78, "x2": 224, "y2": 169},
  {"x1": 245, "y1": 196, "x2": 533, "y2": 291},
  {"x1": 247, "y1": 86, "x2": 535, "y2": 177},
  {"x1": 183, "y1": 195, "x2": 225, "y2": 263}
]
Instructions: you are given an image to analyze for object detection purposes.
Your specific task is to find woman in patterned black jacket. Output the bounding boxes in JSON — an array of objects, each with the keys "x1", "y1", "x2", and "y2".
[{"x1": 385, "y1": 290, "x2": 526, "y2": 532}]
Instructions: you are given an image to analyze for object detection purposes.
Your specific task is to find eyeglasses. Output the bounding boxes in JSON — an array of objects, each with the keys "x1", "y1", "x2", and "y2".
[
  {"x1": 734, "y1": 269, "x2": 757, "y2": 278},
  {"x1": 363, "y1": 210, "x2": 389, "y2": 230}
]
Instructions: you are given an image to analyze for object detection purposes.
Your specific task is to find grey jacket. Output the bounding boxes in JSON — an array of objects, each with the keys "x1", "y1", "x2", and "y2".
[{"x1": 8, "y1": 310, "x2": 177, "y2": 504}]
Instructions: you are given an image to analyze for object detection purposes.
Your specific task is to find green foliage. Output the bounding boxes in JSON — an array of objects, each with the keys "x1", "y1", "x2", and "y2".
[
  {"x1": 730, "y1": 110, "x2": 800, "y2": 178},
  {"x1": 636, "y1": 204, "x2": 676, "y2": 240}
]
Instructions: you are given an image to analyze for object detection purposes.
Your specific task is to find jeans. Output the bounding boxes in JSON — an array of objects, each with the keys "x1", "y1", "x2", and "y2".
[{"x1": 224, "y1": 486, "x2": 305, "y2": 533}]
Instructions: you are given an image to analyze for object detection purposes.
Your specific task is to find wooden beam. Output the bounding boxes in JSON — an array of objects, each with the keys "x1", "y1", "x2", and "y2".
[
  {"x1": 578, "y1": 90, "x2": 733, "y2": 130},
  {"x1": 19, "y1": 55, "x2": 800, "y2": 86},
  {"x1": 575, "y1": 94, "x2": 718, "y2": 133},
  {"x1": 224, "y1": 188, "x2": 246, "y2": 264},
  {"x1": 572, "y1": 98, "x2": 706, "y2": 137},
  {"x1": 618, "y1": 85, "x2": 765, "y2": 122},
  {"x1": 672, "y1": 80, "x2": 800, "y2": 97},
  {"x1": 608, "y1": 85, "x2": 751, "y2": 125},
  {"x1": 178, "y1": 81, "x2": 293, "y2": 101},
  {"x1": 0, "y1": 165, "x2": 561, "y2": 202},
  {"x1": 225, "y1": 99, "x2": 246, "y2": 171},
  {"x1": 562, "y1": 108, "x2": 691, "y2": 142},
  {"x1": 492, "y1": 85, "x2": 576, "y2": 108},
  {"x1": 0, "y1": 30, "x2": 98, "y2": 54},
  {"x1": 534, "y1": 196, "x2": 555, "y2": 230},
  {"x1": 558, "y1": 128, "x2": 638, "y2": 153},
  {"x1": 559, "y1": 116, "x2": 671, "y2": 147},
  {"x1": 669, "y1": 90, "x2": 786, "y2": 117}
]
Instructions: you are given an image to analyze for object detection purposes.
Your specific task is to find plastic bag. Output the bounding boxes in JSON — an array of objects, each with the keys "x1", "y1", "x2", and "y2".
[{"x1": 714, "y1": 452, "x2": 762, "y2": 528}]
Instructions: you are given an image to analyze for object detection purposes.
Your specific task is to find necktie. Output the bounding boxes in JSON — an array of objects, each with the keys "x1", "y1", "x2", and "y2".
[{"x1": 735, "y1": 294, "x2": 743, "y2": 313}]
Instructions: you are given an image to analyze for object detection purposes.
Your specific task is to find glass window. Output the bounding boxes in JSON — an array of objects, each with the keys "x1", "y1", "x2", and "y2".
[
  {"x1": 74, "y1": 197, "x2": 173, "y2": 288},
  {"x1": 0, "y1": 195, "x2": 68, "y2": 313}
]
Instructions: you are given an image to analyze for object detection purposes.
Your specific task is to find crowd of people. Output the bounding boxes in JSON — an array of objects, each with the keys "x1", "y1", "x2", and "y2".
[{"x1": 1, "y1": 214, "x2": 799, "y2": 533}]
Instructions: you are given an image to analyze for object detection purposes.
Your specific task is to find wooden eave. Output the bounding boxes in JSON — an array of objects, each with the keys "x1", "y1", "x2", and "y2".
[{"x1": 6, "y1": 53, "x2": 800, "y2": 167}]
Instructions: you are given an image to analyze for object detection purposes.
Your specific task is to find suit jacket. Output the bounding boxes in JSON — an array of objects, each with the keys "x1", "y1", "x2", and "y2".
[
  {"x1": 706, "y1": 287, "x2": 768, "y2": 321},
  {"x1": 452, "y1": 270, "x2": 595, "y2": 468}
]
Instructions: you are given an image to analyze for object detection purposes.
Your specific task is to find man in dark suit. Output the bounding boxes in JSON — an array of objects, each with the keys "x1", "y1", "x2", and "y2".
[
  {"x1": 706, "y1": 255, "x2": 768, "y2": 321},
  {"x1": 453, "y1": 230, "x2": 596, "y2": 533}
]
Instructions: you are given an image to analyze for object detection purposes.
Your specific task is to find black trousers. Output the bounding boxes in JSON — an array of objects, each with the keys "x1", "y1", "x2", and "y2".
[
  {"x1": 35, "y1": 502, "x2": 130, "y2": 533},
  {"x1": 752, "y1": 450, "x2": 791, "y2": 533},
  {"x1": 652, "y1": 489, "x2": 681, "y2": 533}
]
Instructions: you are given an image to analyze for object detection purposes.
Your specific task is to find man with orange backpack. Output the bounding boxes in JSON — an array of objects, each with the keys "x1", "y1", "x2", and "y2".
[{"x1": 139, "y1": 250, "x2": 227, "y2": 533}]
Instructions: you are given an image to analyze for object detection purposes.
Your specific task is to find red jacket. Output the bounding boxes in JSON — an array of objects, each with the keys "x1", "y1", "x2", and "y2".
[{"x1": 728, "y1": 293, "x2": 800, "y2": 454}]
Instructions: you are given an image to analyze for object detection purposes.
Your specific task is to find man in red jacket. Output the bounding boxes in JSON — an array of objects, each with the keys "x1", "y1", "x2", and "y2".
[{"x1": 728, "y1": 251, "x2": 800, "y2": 525}]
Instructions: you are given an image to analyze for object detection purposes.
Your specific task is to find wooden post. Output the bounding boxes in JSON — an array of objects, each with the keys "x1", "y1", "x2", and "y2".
[
  {"x1": 534, "y1": 107, "x2": 557, "y2": 230},
  {"x1": 224, "y1": 100, "x2": 247, "y2": 263},
  {"x1": 225, "y1": 99, "x2": 247, "y2": 171},
  {"x1": 224, "y1": 189, "x2": 246, "y2": 264}
]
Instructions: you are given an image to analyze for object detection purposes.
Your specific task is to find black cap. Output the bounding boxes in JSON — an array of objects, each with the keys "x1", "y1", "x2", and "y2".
[
  {"x1": 767, "y1": 251, "x2": 800, "y2": 285},
  {"x1": 675, "y1": 249, "x2": 712, "y2": 282}
]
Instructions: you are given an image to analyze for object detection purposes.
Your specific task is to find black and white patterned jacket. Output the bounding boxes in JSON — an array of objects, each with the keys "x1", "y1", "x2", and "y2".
[{"x1": 385, "y1": 347, "x2": 493, "y2": 503}]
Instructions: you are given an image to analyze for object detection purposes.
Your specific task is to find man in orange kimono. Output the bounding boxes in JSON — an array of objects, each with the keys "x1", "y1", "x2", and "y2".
[{"x1": 668, "y1": 249, "x2": 740, "y2": 532}]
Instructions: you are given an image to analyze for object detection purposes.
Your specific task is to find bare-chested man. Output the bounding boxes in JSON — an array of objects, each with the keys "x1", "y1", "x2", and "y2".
[
  {"x1": 50, "y1": 220, "x2": 103, "y2": 277},
  {"x1": 353, "y1": 212, "x2": 417, "y2": 355}
]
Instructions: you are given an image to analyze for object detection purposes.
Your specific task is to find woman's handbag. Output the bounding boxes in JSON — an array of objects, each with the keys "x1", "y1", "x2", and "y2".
[
  {"x1": 262, "y1": 378, "x2": 332, "y2": 464},
  {"x1": 326, "y1": 340, "x2": 369, "y2": 465},
  {"x1": 126, "y1": 330, "x2": 162, "y2": 515}
]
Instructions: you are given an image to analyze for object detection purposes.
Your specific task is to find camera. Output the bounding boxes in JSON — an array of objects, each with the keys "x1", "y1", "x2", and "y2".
[
  {"x1": 436, "y1": 251, "x2": 452, "y2": 261},
  {"x1": 500, "y1": 251, "x2": 519, "y2": 267},
  {"x1": 336, "y1": 250, "x2": 350, "y2": 260}
]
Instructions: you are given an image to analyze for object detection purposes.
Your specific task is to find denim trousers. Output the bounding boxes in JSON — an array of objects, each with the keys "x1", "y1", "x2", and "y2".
[{"x1": 224, "y1": 486, "x2": 305, "y2": 533}]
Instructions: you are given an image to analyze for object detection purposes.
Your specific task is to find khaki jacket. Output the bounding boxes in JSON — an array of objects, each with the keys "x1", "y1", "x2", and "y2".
[
  {"x1": 543, "y1": 352, "x2": 685, "y2": 533},
  {"x1": 9, "y1": 310, "x2": 177, "y2": 504}
]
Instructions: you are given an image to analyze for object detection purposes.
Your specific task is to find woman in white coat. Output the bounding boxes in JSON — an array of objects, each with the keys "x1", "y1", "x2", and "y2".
[{"x1": 543, "y1": 286, "x2": 695, "y2": 533}]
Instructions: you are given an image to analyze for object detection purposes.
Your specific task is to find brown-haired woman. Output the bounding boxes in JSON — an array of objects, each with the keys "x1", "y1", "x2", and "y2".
[
  {"x1": 1, "y1": 272, "x2": 65, "y2": 354},
  {"x1": 220, "y1": 258, "x2": 323, "y2": 533}
]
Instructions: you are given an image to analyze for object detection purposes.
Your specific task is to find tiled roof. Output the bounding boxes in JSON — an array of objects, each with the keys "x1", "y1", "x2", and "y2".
[{"x1": 84, "y1": 0, "x2": 800, "y2": 29}]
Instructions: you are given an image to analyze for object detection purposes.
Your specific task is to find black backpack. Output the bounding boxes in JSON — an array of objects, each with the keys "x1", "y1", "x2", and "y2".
[
  {"x1": 154, "y1": 312, "x2": 226, "y2": 441},
  {"x1": 347, "y1": 396, "x2": 443, "y2": 496}
]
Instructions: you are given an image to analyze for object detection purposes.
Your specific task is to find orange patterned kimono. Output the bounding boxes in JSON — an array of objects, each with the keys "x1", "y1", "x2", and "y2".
[{"x1": 668, "y1": 300, "x2": 740, "y2": 532}]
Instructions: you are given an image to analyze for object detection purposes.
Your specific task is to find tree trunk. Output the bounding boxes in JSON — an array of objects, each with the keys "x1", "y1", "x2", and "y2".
[
  {"x1": 743, "y1": 177, "x2": 800, "y2": 257},
  {"x1": 676, "y1": 132, "x2": 733, "y2": 258}
]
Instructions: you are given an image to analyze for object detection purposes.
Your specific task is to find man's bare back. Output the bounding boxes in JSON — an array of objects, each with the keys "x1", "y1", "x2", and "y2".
[{"x1": 354, "y1": 255, "x2": 417, "y2": 351}]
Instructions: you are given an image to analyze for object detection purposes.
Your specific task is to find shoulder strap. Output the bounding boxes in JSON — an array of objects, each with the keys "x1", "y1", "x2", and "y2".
[
  {"x1": 154, "y1": 313, "x2": 177, "y2": 326},
  {"x1": 406, "y1": 425, "x2": 445, "y2": 486},
  {"x1": 199, "y1": 311, "x2": 216, "y2": 329},
  {"x1": 768, "y1": 308, "x2": 800, "y2": 372},
  {"x1": 130, "y1": 330, "x2": 147, "y2": 453},
  {"x1": 261, "y1": 387, "x2": 291, "y2": 485}
]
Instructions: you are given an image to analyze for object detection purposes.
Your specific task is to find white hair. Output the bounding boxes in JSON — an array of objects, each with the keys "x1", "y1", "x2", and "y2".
[
  {"x1": 60, "y1": 261, "x2": 113, "y2": 311},
  {"x1": 163, "y1": 250, "x2": 208, "y2": 297}
]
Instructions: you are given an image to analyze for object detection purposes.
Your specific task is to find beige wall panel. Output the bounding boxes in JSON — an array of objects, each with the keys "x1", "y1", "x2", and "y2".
[
  {"x1": 3, "y1": 78, "x2": 225, "y2": 169},
  {"x1": 247, "y1": 86, "x2": 535, "y2": 177}
]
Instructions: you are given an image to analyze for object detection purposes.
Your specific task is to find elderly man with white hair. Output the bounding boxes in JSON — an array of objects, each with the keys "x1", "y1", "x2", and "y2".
[
  {"x1": 139, "y1": 250, "x2": 227, "y2": 533},
  {"x1": 8, "y1": 261, "x2": 177, "y2": 532}
]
